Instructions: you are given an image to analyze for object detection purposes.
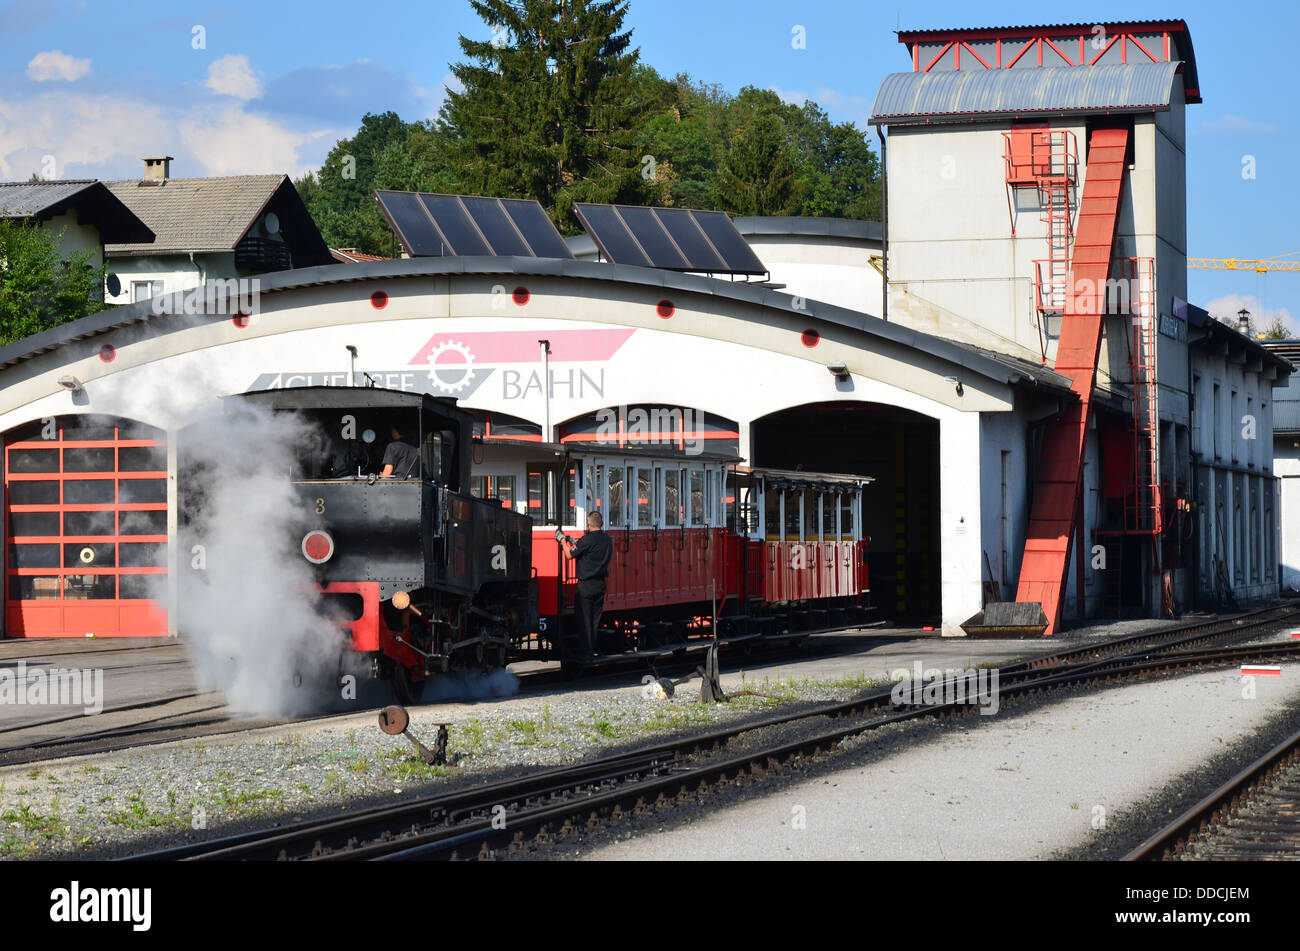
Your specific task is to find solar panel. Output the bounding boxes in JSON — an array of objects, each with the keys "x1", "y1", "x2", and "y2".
[
  {"x1": 420, "y1": 194, "x2": 491, "y2": 256},
  {"x1": 656, "y1": 210, "x2": 727, "y2": 272},
  {"x1": 573, "y1": 204, "x2": 647, "y2": 266},
  {"x1": 501, "y1": 199, "x2": 573, "y2": 259},
  {"x1": 374, "y1": 190, "x2": 446, "y2": 256},
  {"x1": 690, "y1": 210, "x2": 767, "y2": 275},
  {"x1": 461, "y1": 196, "x2": 531, "y2": 256},
  {"x1": 373, "y1": 191, "x2": 574, "y2": 259},
  {"x1": 574, "y1": 203, "x2": 766, "y2": 275},
  {"x1": 615, "y1": 206, "x2": 689, "y2": 269}
]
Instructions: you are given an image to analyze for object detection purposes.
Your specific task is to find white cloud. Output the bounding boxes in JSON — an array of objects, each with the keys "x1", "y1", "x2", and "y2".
[
  {"x1": 26, "y1": 50, "x2": 91, "y2": 82},
  {"x1": 177, "y1": 105, "x2": 331, "y2": 177},
  {"x1": 204, "y1": 54, "x2": 261, "y2": 100},
  {"x1": 1205, "y1": 293, "x2": 1296, "y2": 336},
  {"x1": 1197, "y1": 114, "x2": 1277, "y2": 136},
  {"x1": 0, "y1": 89, "x2": 336, "y2": 181}
]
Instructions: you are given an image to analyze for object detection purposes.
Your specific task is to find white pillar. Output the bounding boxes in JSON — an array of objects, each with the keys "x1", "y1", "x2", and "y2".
[{"x1": 940, "y1": 411, "x2": 982, "y2": 636}]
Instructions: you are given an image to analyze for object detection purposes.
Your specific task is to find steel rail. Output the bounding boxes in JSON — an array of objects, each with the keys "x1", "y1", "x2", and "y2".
[{"x1": 126, "y1": 609, "x2": 1300, "y2": 861}]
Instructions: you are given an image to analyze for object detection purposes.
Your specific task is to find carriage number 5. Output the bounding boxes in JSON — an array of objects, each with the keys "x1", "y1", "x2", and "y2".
[{"x1": 315, "y1": 498, "x2": 326, "y2": 515}]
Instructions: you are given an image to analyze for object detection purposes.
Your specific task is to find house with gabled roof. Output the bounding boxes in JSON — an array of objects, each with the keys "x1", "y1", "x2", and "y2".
[
  {"x1": 0, "y1": 179, "x2": 153, "y2": 272},
  {"x1": 102, "y1": 157, "x2": 334, "y2": 305}
]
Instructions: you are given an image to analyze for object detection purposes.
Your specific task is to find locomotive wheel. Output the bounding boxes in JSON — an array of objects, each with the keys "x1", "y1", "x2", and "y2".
[{"x1": 392, "y1": 666, "x2": 427, "y2": 705}]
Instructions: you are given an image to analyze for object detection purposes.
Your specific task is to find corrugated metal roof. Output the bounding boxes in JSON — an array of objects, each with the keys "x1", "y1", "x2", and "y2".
[
  {"x1": 0, "y1": 180, "x2": 99, "y2": 218},
  {"x1": 896, "y1": 19, "x2": 1189, "y2": 37},
  {"x1": 103, "y1": 175, "x2": 286, "y2": 253},
  {"x1": 870, "y1": 61, "x2": 1181, "y2": 124}
]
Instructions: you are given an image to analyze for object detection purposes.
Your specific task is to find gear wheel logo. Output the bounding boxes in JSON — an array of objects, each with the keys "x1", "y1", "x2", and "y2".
[{"x1": 426, "y1": 340, "x2": 476, "y2": 394}]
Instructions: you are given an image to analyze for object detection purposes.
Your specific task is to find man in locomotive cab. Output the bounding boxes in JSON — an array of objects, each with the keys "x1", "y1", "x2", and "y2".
[
  {"x1": 557, "y1": 512, "x2": 612, "y2": 658},
  {"x1": 380, "y1": 425, "x2": 421, "y2": 479}
]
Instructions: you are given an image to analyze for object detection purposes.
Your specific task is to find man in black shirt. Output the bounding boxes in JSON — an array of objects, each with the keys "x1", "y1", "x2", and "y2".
[
  {"x1": 380, "y1": 426, "x2": 421, "y2": 479},
  {"x1": 558, "y1": 512, "x2": 612, "y2": 658}
]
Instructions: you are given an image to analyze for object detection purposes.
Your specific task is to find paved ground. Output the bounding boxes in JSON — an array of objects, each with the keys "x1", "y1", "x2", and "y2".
[{"x1": 581, "y1": 662, "x2": 1300, "y2": 860}]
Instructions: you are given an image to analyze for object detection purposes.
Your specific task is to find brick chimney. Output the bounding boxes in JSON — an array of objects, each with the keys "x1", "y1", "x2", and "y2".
[{"x1": 141, "y1": 156, "x2": 173, "y2": 182}]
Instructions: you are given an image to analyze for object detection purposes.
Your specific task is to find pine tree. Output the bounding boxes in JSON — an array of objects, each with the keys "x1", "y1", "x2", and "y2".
[{"x1": 439, "y1": 0, "x2": 649, "y2": 231}]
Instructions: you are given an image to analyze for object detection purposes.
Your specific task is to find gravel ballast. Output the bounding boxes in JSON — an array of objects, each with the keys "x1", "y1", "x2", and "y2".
[{"x1": 0, "y1": 666, "x2": 884, "y2": 859}]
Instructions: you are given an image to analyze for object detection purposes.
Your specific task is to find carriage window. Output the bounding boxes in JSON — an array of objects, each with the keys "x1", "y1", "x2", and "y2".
[
  {"x1": 804, "y1": 490, "x2": 819, "y2": 540},
  {"x1": 470, "y1": 475, "x2": 488, "y2": 498},
  {"x1": 712, "y1": 470, "x2": 723, "y2": 526},
  {"x1": 608, "y1": 465, "x2": 625, "y2": 528},
  {"x1": 526, "y1": 465, "x2": 574, "y2": 525},
  {"x1": 583, "y1": 462, "x2": 597, "y2": 516},
  {"x1": 765, "y1": 482, "x2": 780, "y2": 540},
  {"x1": 637, "y1": 467, "x2": 653, "y2": 528},
  {"x1": 665, "y1": 468, "x2": 681, "y2": 527},
  {"x1": 841, "y1": 492, "x2": 856, "y2": 539},
  {"x1": 563, "y1": 466, "x2": 576, "y2": 526},
  {"x1": 823, "y1": 492, "x2": 837, "y2": 540},
  {"x1": 689, "y1": 470, "x2": 705, "y2": 526},
  {"x1": 592, "y1": 463, "x2": 604, "y2": 516},
  {"x1": 783, "y1": 491, "x2": 801, "y2": 541}
]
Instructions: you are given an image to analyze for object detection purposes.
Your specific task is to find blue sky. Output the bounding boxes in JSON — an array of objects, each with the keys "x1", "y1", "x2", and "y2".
[{"x1": 1, "y1": 0, "x2": 1295, "y2": 326}]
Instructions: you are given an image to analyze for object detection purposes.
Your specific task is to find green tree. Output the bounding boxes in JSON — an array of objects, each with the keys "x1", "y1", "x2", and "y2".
[
  {"x1": 713, "y1": 87, "x2": 798, "y2": 216},
  {"x1": 0, "y1": 220, "x2": 106, "y2": 346},
  {"x1": 437, "y1": 0, "x2": 651, "y2": 232},
  {"x1": 297, "y1": 111, "x2": 419, "y2": 252},
  {"x1": 1263, "y1": 316, "x2": 1291, "y2": 340}
]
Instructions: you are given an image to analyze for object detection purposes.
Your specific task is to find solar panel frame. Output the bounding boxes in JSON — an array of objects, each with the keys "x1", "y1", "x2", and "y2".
[
  {"x1": 656, "y1": 210, "x2": 727, "y2": 272},
  {"x1": 575, "y1": 203, "x2": 766, "y2": 275},
  {"x1": 373, "y1": 190, "x2": 574, "y2": 259},
  {"x1": 374, "y1": 190, "x2": 449, "y2": 257},
  {"x1": 420, "y1": 194, "x2": 492, "y2": 256},
  {"x1": 573, "y1": 204, "x2": 650, "y2": 267},
  {"x1": 689, "y1": 210, "x2": 768, "y2": 275},
  {"x1": 617, "y1": 206, "x2": 690, "y2": 270},
  {"x1": 501, "y1": 200, "x2": 574, "y2": 259},
  {"x1": 460, "y1": 195, "x2": 532, "y2": 256}
]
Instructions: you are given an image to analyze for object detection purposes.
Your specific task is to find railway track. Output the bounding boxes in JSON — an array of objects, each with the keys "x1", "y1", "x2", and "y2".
[
  {"x1": 1125, "y1": 725, "x2": 1300, "y2": 861},
  {"x1": 127, "y1": 604, "x2": 1300, "y2": 861},
  {"x1": 0, "y1": 626, "x2": 891, "y2": 767}
]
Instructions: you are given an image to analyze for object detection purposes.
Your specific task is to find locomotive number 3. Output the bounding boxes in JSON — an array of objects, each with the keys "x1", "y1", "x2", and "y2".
[{"x1": 315, "y1": 498, "x2": 326, "y2": 515}]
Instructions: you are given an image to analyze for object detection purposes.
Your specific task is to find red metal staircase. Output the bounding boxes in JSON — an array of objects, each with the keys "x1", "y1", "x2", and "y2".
[{"x1": 1015, "y1": 126, "x2": 1131, "y2": 635}]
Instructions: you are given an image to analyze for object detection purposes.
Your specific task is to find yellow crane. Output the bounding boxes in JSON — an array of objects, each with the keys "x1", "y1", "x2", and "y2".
[{"x1": 1189, "y1": 255, "x2": 1300, "y2": 273}]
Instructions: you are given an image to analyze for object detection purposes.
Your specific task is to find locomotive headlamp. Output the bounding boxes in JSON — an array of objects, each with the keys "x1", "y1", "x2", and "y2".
[{"x1": 301, "y1": 530, "x2": 335, "y2": 564}]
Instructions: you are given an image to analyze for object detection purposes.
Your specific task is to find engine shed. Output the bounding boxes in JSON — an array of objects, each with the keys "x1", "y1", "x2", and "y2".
[{"x1": 0, "y1": 16, "x2": 1288, "y2": 641}]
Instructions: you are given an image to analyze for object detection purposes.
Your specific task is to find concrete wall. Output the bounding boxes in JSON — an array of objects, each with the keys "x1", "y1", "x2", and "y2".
[
  {"x1": 1190, "y1": 341, "x2": 1281, "y2": 602},
  {"x1": 103, "y1": 252, "x2": 237, "y2": 306},
  {"x1": 39, "y1": 210, "x2": 103, "y2": 270},
  {"x1": 1276, "y1": 439, "x2": 1300, "y2": 592},
  {"x1": 978, "y1": 409, "x2": 1029, "y2": 600},
  {"x1": 0, "y1": 271, "x2": 1014, "y2": 638},
  {"x1": 884, "y1": 120, "x2": 1072, "y2": 362},
  {"x1": 744, "y1": 234, "x2": 883, "y2": 317}
]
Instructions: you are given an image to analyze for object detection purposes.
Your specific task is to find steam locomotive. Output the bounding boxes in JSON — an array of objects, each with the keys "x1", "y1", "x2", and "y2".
[{"x1": 184, "y1": 387, "x2": 871, "y2": 702}]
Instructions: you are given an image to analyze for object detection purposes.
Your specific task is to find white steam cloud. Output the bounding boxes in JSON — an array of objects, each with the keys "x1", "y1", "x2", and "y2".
[
  {"x1": 157, "y1": 393, "x2": 521, "y2": 717},
  {"x1": 167, "y1": 402, "x2": 347, "y2": 717}
]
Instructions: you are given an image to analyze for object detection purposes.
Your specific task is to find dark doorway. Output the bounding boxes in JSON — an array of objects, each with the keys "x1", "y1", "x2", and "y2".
[{"x1": 751, "y1": 402, "x2": 940, "y2": 623}]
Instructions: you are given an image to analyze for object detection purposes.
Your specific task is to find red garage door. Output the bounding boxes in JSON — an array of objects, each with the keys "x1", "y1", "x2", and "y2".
[{"x1": 4, "y1": 415, "x2": 168, "y2": 637}]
